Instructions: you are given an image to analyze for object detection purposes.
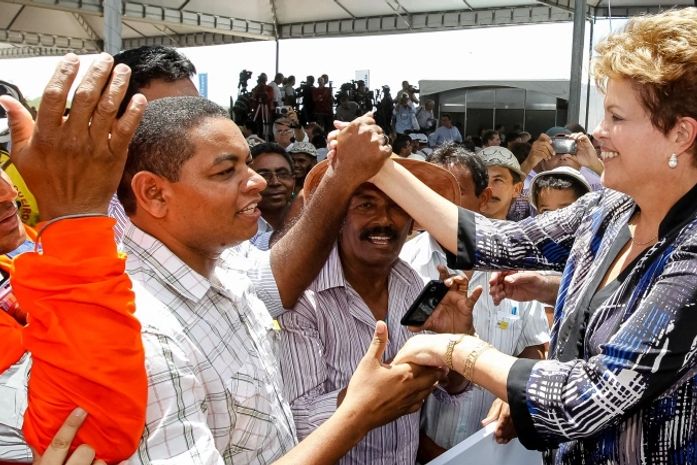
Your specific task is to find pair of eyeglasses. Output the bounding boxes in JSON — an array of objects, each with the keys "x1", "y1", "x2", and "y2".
[{"x1": 258, "y1": 170, "x2": 294, "y2": 182}]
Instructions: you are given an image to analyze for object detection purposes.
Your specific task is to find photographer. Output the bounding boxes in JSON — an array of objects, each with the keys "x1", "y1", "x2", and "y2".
[
  {"x1": 283, "y1": 75, "x2": 296, "y2": 107},
  {"x1": 392, "y1": 93, "x2": 419, "y2": 135},
  {"x1": 251, "y1": 72, "x2": 275, "y2": 110},
  {"x1": 415, "y1": 99, "x2": 436, "y2": 134},
  {"x1": 269, "y1": 72, "x2": 284, "y2": 109},
  {"x1": 354, "y1": 80, "x2": 374, "y2": 114},
  {"x1": 238, "y1": 69, "x2": 253, "y2": 94},
  {"x1": 298, "y1": 75, "x2": 315, "y2": 125},
  {"x1": 312, "y1": 75, "x2": 333, "y2": 133},
  {"x1": 397, "y1": 80, "x2": 419, "y2": 106},
  {"x1": 335, "y1": 93, "x2": 360, "y2": 122},
  {"x1": 273, "y1": 109, "x2": 308, "y2": 149},
  {"x1": 509, "y1": 126, "x2": 604, "y2": 221}
]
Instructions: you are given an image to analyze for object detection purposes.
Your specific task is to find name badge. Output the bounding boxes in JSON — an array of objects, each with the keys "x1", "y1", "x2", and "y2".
[{"x1": 496, "y1": 306, "x2": 520, "y2": 330}]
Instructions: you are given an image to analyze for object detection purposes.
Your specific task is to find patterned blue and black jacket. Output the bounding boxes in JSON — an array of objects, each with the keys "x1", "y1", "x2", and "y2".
[{"x1": 448, "y1": 184, "x2": 697, "y2": 465}]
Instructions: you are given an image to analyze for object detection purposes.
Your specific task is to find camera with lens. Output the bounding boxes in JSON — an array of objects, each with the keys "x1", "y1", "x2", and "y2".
[
  {"x1": 551, "y1": 137, "x2": 577, "y2": 155},
  {"x1": 409, "y1": 85, "x2": 420, "y2": 94},
  {"x1": 275, "y1": 105, "x2": 293, "y2": 116}
]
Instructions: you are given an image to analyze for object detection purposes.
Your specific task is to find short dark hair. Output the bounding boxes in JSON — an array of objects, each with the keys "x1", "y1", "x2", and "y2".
[
  {"x1": 113, "y1": 46, "x2": 196, "y2": 117},
  {"x1": 428, "y1": 142, "x2": 489, "y2": 196},
  {"x1": 251, "y1": 142, "x2": 294, "y2": 170},
  {"x1": 509, "y1": 142, "x2": 532, "y2": 165},
  {"x1": 505, "y1": 130, "x2": 522, "y2": 143},
  {"x1": 440, "y1": 114, "x2": 452, "y2": 121},
  {"x1": 117, "y1": 96, "x2": 228, "y2": 215},
  {"x1": 482, "y1": 129, "x2": 499, "y2": 144},
  {"x1": 565, "y1": 122, "x2": 586, "y2": 134},
  {"x1": 532, "y1": 175, "x2": 588, "y2": 207},
  {"x1": 392, "y1": 134, "x2": 412, "y2": 155}
]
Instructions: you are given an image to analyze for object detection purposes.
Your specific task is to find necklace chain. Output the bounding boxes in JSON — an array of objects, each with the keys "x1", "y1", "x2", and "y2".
[
  {"x1": 628, "y1": 211, "x2": 657, "y2": 247},
  {"x1": 632, "y1": 235, "x2": 658, "y2": 246}
]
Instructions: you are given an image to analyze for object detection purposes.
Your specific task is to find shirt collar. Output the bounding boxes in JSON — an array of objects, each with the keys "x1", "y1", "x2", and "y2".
[
  {"x1": 408, "y1": 232, "x2": 446, "y2": 268},
  {"x1": 123, "y1": 224, "x2": 211, "y2": 303},
  {"x1": 314, "y1": 245, "x2": 348, "y2": 292}
]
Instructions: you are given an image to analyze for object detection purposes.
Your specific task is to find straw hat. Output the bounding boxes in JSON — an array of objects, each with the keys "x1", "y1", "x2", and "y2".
[{"x1": 303, "y1": 155, "x2": 460, "y2": 204}]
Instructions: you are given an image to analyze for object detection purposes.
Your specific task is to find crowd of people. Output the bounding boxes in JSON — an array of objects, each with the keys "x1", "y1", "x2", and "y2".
[{"x1": 0, "y1": 7, "x2": 695, "y2": 465}]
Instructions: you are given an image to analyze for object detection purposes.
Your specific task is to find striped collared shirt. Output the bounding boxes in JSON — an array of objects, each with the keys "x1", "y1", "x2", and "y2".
[
  {"x1": 123, "y1": 225, "x2": 296, "y2": 465},
  {"x1": 277, "y1": 245, "x2": 421, "y2": 465}
]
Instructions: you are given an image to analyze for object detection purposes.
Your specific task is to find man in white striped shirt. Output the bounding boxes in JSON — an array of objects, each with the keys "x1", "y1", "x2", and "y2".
[{"x1": 278, "y1": 158, "x2": 472, "y2": 465}]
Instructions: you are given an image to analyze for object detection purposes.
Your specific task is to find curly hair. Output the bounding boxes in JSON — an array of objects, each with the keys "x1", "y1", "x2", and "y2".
[{"x1": 593, "y1": 8, "x2": 697, "y2": 140}]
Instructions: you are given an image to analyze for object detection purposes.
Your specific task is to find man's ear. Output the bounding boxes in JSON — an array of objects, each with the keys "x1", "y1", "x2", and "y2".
[
  {"x1": 512, "y1": 181, "x2": 524, "y2": 199},
  {"x1": 477, "y1": 186, "x2": 493, "y2": 212},
  {"x1": 130, "y1": 171, "x2": 169, "y2": 219}
]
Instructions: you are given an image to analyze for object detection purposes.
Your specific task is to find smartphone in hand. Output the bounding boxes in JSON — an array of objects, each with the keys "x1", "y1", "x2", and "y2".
[{"x1": 400, "y1": 280, "x2": 449, "y2": 326}]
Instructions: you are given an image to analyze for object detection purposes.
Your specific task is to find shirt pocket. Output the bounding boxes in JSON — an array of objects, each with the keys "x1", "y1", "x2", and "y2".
[
  {"x1": 225, "y1": 358, "x2": 275, "y2": 445},
  {"x1": 491, "y1": 310, "x2": 523, "y2": 356}
]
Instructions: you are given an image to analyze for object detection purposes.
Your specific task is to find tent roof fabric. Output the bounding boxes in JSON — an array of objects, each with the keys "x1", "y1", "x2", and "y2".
[{"x1": 0, "y1": 0, "x2": 691, "y2": 58}]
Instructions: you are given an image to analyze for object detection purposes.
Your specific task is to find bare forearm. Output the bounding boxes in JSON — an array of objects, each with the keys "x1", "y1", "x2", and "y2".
[
  {"x1": 272, "y1": 407, "x2": 369, "y2": 465},
  {"x1": 294, "y1": 126, "x2": 307, "y2": 142},
  {"x1": 271, "y1": 168, "x2": 357, "y2": 308},
  {"x1": 539, "y1": 275, "x2": 561, "y2": 306},
  {"x1": 372, "y1": 159, "x2": 459, "y2": 252},
  {"x1": 453, "y1": 337, "x2": 517, "y2": 402}
]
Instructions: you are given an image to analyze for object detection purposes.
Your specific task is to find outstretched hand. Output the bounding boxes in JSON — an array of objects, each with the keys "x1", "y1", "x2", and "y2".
[
  {"x1": 340, "y1": 321, "x2": 444, "y2": 430},
  {"x1": 0, "y1": 53, "x2": 146, "y2": 221},
  {"x1": 410, "y1": 266, "x2": 482, "y2": 334},
  {"x1": 489, "y1": 270, "x2": 557, "y2": 306}
]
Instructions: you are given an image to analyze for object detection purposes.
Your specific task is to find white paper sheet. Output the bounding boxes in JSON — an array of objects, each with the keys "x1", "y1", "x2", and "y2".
[{"x1": 426, "y1": 422, "x2": 543, "y2": 465}]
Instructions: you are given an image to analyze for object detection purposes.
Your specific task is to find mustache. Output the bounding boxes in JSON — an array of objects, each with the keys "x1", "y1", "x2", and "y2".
[{"x1": 359, "y1": 226, "x2": 398, "y2": 241}]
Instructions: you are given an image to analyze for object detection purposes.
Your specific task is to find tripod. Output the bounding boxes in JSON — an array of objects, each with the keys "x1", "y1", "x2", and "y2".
[{"x1": 253, "y1": 97, "x2": 272, "y2": 141}]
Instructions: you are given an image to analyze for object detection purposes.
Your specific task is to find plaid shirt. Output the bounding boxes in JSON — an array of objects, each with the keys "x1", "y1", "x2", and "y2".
[{"x1": 123, "y1": 225, "x2": 296, "y2": 465}]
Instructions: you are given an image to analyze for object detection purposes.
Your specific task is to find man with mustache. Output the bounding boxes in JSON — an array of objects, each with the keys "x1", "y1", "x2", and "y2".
[
  {"x1": 277, "y1": 158, "x2": 475, "y2": 465},
  {"x1": 478, "y1": 146, "x2": 526, "y2": 221}
]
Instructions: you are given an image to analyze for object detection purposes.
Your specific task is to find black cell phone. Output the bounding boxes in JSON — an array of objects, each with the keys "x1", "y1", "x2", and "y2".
[
  {"x1": 551, "y1": 138, "x2": 577, "y2": 155},
  {"x1": 400, "y1": 280, "x2": 449, "y2": 326}
]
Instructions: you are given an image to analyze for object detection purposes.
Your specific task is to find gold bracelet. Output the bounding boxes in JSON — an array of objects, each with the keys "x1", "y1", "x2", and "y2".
[
  {"x1": 462, "y1": 341, "x2": 494, "y2": 381},
  {"x1": 445, "y1": 334, "x2": 465, "y2": 370}
]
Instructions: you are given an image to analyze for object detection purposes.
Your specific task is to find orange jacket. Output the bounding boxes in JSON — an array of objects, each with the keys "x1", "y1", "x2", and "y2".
[{"x1": 8, "y1": 217, "x2": 147, "y2": 463}]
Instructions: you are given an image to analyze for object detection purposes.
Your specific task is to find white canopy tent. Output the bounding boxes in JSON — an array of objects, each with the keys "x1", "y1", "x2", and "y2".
[{"x1": 0, "y1": 0, "x2": 690, "y2": 122}]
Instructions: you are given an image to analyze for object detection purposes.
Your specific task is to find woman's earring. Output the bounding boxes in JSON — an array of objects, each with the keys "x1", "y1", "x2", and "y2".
[{"x1": 668, "y1": 153, "x2": 678, "y2": 169}]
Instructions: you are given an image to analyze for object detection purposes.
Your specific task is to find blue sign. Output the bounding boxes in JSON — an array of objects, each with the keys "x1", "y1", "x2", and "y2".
[{"x1": 198, "y1": 73, "x2": 208, "y2": 98}]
